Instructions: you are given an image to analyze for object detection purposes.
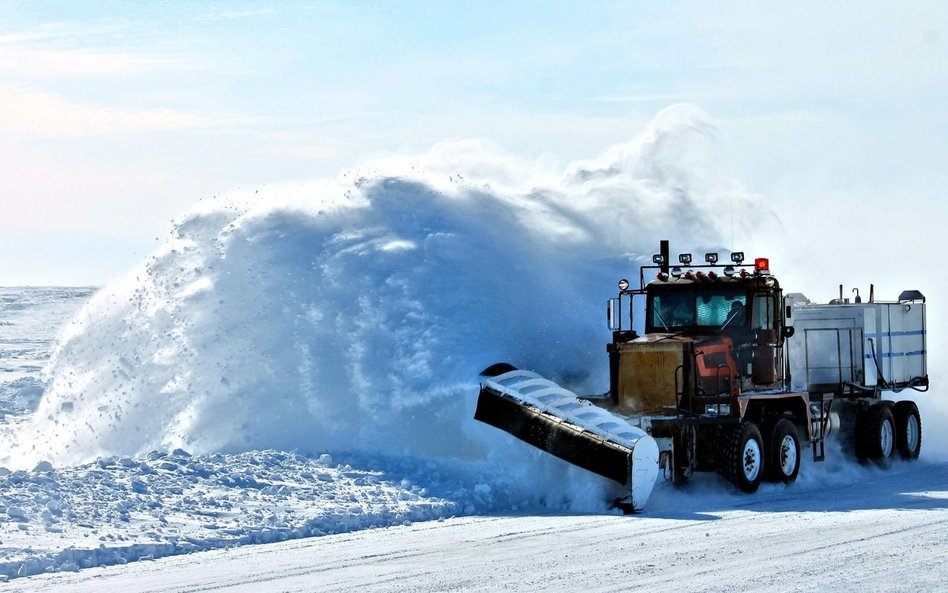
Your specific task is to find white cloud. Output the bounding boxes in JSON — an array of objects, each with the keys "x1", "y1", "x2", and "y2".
[
  {"x1": 0, "y1": 19, "x2": 182, "y2": 78},
  {"x1": 0, "y1": 44, "x2": 174, "y2": 78},
  {"x1": 0, "y1": 85, "x2": 255, "y2": 137},
  {"x1": 195, "y1": 8, "x2": 279, "y2": 22}
]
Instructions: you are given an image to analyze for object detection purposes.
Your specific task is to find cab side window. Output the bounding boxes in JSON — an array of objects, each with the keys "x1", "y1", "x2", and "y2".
[{"x1": 752, "y1": 294, "x2": 775, "y2": 330}]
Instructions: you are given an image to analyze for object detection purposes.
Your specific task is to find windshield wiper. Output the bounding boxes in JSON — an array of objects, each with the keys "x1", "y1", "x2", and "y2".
[
  {"x1": 654, "y1": 309, "x2": 670, "y2": 331},
  {"x1": 720, "y1": 310, "x2": 739, "y2": 331}
]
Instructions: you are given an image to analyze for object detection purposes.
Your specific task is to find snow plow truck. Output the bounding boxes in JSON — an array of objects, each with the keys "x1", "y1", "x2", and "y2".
[{"x1": 475, "y1": 240, "x2": 929, "y2": 511}]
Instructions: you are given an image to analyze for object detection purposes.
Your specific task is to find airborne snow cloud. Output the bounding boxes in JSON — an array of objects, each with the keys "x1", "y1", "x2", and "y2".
[{"x1": 0, "y1": 105, "x2": 783, "y2": 469}]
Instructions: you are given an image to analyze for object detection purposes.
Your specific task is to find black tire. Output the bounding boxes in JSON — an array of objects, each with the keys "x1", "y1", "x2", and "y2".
[
  {"x1": 480, "y1": 362, "x2": 518, "y2": 377},
  {"x1": 671, "y1": 428, "x2": 695, "y2": 486},
  {"x1": 764, "y1": 418, "x2": 801, "y2": 484},
  {"x1": 834, "y1": 401, "x2": 861, "y2": 458},
  {"x1": 893, "y1": 401, "x2": 922, "y2": 460},
  {"x1": 718, "y1": 421, "x2": 764, "y2": 493},
  {"x1": 672, "y1": 465, "x2": 690, "y2": 486},
  {"x1": 855, "y1": 403, "x2": 895, "y2": 464}
]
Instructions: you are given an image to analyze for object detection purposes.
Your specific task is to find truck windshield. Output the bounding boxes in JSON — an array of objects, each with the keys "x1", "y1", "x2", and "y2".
[{"x1": 650, "y1": 289, "x2": 747, "y2": 331}]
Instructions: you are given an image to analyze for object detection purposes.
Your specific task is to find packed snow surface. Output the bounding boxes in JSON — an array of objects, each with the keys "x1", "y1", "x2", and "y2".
[
  {"x1": 7, "y1": 457, "x2": 948, "y2": 592},
  {"x1": 0, "y1": 106, "x2": 944, "y2": 586}
]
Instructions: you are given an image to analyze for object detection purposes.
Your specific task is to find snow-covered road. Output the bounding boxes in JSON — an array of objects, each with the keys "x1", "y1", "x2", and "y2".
[{"x1": 12, "y1": 461, "x2": 948, "y2": 593}]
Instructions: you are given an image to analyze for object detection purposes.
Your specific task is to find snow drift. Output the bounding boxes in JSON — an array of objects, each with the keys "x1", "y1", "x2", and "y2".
[{"x1": 4, "y1": 105, "x2": 777, "y2": 468}]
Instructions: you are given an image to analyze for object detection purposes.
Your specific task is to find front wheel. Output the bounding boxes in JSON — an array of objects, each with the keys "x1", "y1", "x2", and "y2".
[
  {"x1": 719, "y1": 421, "x2": 764, "y2": 493},
  {"x1": 765, "y1": 418, "x2": 801, "y2": 483}
]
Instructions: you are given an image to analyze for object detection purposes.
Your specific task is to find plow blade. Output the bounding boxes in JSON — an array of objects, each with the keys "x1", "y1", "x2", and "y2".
[{"x1": 475, "y1": 368, "x2": 659, "y2": 511}]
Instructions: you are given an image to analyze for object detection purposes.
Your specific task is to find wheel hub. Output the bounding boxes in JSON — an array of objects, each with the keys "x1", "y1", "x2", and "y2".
[
  {"x1": 880, "y1": 418, "x2": 894, "y2": 457},
  {"x1": 906, "y1": 415, "x2": 920, "y2": 452},
  {"x1": 779, "y1": 435, "x2": 797, "y2": 476},
  {"x1": 742, "y1": 440, "x2": 761, "y2": 481}
]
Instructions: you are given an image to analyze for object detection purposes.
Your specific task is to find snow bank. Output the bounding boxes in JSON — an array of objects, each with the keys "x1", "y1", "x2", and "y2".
[
  {"x1": 0, "y1": 449, "x2": 483, "y2": 579},
  {"x1": 5, "y1": 105, "x2": 770, "y2": 473}
]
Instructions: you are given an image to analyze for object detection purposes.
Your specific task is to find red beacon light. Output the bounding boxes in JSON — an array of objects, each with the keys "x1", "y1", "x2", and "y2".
[{"x1": 755, "y1": 257, "x2": 770, "y2": 275}]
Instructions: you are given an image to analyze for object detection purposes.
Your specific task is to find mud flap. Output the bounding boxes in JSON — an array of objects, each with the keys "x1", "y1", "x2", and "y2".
[{"x1": 474, "y1": 369, "x2": 659, "y2": 511}]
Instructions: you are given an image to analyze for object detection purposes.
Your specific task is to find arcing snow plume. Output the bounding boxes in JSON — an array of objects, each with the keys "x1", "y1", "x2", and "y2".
[{"x1": 5, "y1": 104, "x2": 776, "y2": 468}]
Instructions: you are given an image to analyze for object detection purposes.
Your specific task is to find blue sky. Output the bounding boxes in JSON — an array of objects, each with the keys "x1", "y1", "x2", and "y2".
[{"x1": 1, "y1": 1, "x2": 946, "y2": 285}]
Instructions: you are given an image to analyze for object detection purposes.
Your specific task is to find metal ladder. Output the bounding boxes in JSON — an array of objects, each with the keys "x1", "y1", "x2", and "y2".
[{"x1": 810, "y1": 394, "x2": 831, "y2": 462}]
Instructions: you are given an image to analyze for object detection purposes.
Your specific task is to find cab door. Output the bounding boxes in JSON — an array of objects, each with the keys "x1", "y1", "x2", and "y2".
[{"x1": 751, "y1": 293, "x2": 782, "y2": 385}]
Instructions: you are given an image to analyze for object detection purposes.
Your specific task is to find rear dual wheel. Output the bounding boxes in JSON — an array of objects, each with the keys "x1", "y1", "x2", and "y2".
[
  {"x1": 720, "y1": 418, "x2": 802, "y2": 493},
  {"x1": 894, "y1": 401, "x2": 922, "y2": 460},
  {"x1": 764, "y1": 418, "x2": 801, "y2": 484},
  {"x1": 853, "y1": 401, "x2": 922, "y2": 464},
  {"x1": 856, "y1": 403, "x2": 896, "y2": 464}
]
